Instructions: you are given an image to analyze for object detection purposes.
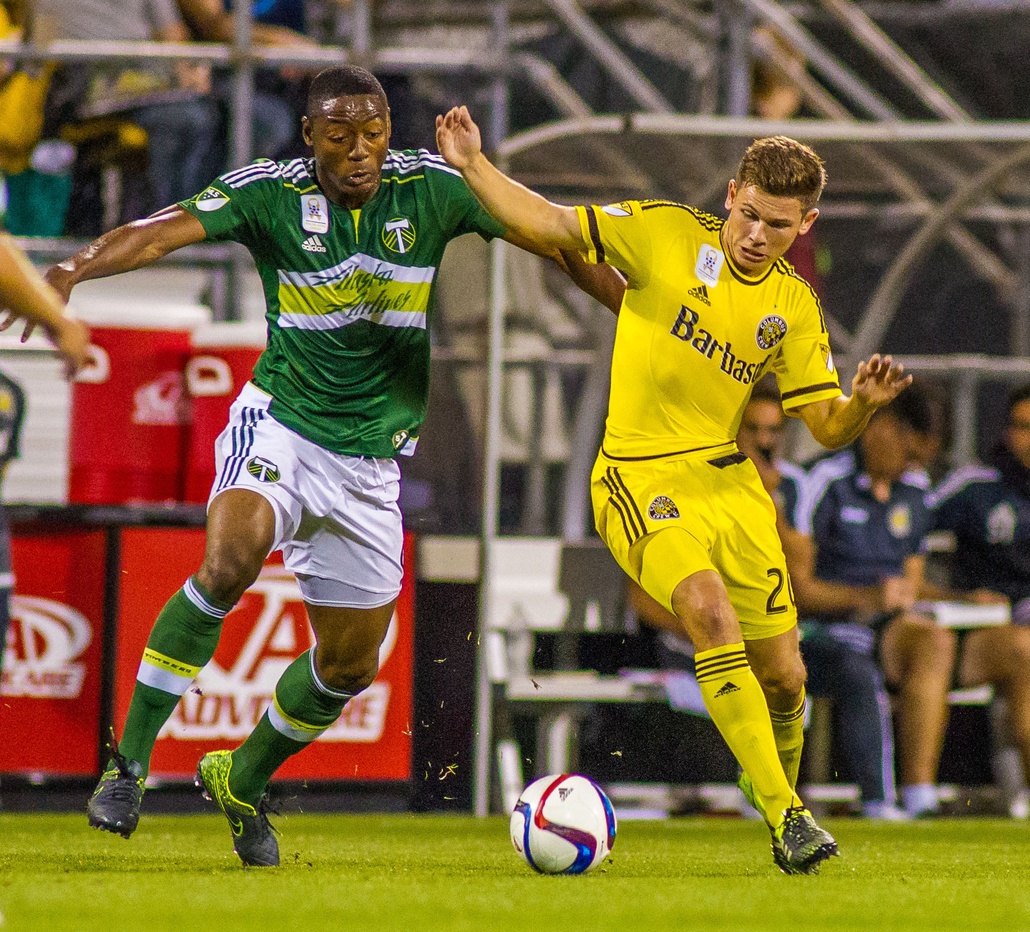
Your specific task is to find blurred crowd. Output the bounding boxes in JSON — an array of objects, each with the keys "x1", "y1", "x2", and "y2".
[{"x1": 0, "y1": 0, "x2": 382, "y2": 236}]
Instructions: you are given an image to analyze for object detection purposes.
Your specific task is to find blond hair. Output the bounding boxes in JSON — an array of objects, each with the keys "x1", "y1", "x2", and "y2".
[{"x1": 736, "y1": 136, "x2": 826, "y2": 212}]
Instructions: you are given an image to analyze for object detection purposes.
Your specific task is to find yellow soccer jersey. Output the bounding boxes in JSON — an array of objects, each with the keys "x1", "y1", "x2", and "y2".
[{"x1": 577, "y1": 199, "x2": 841, "y2": 460}]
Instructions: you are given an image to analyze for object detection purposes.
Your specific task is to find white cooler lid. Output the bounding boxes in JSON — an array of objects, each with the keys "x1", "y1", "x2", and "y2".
[{"x1": 70, "y1": 297, "x2": 211, "y2": 330}]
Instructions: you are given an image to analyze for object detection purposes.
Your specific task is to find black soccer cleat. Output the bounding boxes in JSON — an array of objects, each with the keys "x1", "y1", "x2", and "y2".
[
  {"x1": 771, "y1": 805, "x2": 840, "y2": 875},
  {"x1": 87, "y1": 738, "x2": 145, "y2": 839},
  {"x1": 196, "y1": 750, "x2": 280, "y2": 867}
]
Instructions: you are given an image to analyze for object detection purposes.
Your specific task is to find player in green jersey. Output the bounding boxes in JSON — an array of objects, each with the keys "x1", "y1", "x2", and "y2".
[{"x1": 25, "y1": 66, "x2": 624, "y2": 867}]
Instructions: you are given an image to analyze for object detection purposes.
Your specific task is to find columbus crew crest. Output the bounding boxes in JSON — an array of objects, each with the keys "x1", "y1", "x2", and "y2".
[
  {"x1": 247, "y1": 456, "x2": 281, "y2": 483},
  {"x1": 648, "y1": 495, "x2": 680, "y2": 520},
  {"x1": 756, "y1": 314, "x2": 788, "y2": 350},
  {"x1": 382, "y1": 217, "x2": 416, "y2": 255}
]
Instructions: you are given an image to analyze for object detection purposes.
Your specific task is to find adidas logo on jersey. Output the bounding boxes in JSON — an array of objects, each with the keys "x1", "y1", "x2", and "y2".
[
  {"x1": 687, "y1": 283, "x2": 711, "y2": 305},
  {"x1": 301, "y1": 235, "x2": 326, "y2": 253}
]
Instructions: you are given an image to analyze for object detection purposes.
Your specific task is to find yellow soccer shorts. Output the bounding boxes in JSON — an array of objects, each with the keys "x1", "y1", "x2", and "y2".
[{"x1": 591, "y1": 445, "x2": 797, "y2": 640}]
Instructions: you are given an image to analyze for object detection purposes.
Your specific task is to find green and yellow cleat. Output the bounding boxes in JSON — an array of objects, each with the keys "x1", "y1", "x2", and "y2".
[
  {"x1": 771, "y1": 805, "x2": 840, "y2": 875},
  {"x1": 195, "y1": 750, "x2": 279, "y2": 867}
]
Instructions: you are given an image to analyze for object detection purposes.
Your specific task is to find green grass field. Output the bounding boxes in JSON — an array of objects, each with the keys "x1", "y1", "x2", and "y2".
[{"x1": 1, "y1": 814, "x2": 1028, "y2": 931}]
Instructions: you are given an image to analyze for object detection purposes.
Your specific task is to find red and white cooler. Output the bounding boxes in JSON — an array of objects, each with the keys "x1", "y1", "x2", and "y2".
[
  {"x1": 69, "y1": 303, "x2": 209, "y2": 504},
  {"x1": 184, "y1": 320, "x2": 267, "y2": 503}
]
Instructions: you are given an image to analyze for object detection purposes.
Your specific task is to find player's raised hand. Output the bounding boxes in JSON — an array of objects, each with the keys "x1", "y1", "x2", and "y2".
[
  {"x1": 851, "y1": 353, "x2": 913, "y2": 410},
  {"x1": 435, "y1": 106, "x2": 482, "y2": 171}
]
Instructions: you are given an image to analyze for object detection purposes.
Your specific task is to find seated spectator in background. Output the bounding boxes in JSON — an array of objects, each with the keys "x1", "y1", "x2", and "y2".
[
  {"x1": 930, "y1": 382, "x2": 1030, "y2": 816},
  {"x1": 177, "y1": 0, "x2": 327, "y2": 167},
  {"x1": 735, "y1": 381, "x2": 906, "y2": 821},
  {"x1": 796, "y1": 388, "x2": 1030, "y2": 817},
  {"x1": 37, "y1": 0, "x2": 220, "y2": 228},
  {"x1": 931, "y1": 383, "x2": 1030, "y2": 625}
]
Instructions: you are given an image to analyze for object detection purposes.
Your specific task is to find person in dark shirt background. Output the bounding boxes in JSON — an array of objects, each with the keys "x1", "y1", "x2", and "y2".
[{"x1": 930, "y1": 382, "x2": 1030, "y2": 817}]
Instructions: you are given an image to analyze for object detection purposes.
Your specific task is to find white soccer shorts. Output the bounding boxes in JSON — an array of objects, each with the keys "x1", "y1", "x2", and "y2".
[{"x1": 208, "y1": 381, "x2": 403, "y2": 607}]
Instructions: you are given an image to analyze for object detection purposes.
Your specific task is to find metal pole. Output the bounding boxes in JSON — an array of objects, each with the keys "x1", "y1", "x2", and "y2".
[
  {"x1": 229, "y1": 0, "x2": 255, "y2": 172},
  {"x1": 473, "y1": 0, "x2": 511, "y2": 820},
  {"x1": 719, "y1": 0, "x2": 754, "y2": 117},
  {"x1": 952, "y1": 371, "x2": 979, "y2": 467},
  {"x1": 539, "y1": 0, "x2": 674, "y2": 113},
  {"x1": 852, "y1": 143, "x2": 1030, "y2": 363},
  {"x1": 737, "y1": 0, "x2": 898, "y2": 120}
]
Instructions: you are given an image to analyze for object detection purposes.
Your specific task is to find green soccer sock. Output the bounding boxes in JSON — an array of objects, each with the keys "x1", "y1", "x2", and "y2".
[
  {"x1": 769, "y1": 689, "x2": 807, "y2": 791},
  {"x1": 228, "y1": 649, "x2": 352, "y2": 806},
  {"x1": 117, "y1": 576, "x2": 234, "y2": 775}
]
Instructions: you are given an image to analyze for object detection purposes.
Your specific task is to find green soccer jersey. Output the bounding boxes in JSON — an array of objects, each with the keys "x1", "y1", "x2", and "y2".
[{"x1": 180, "y1": 151, "x2": 505, "y2": 457}]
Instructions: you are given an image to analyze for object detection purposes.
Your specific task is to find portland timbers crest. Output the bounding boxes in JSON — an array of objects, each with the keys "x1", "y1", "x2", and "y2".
[
  {"x1": 247, "y1": 456, "x2": 281, "y2": 483},
  {"x1": 382, "y1": 217, "x2": 416, "y2": 254},
  {"x1": 648, "y1": 495, "x2": 680, "y2": 520}
]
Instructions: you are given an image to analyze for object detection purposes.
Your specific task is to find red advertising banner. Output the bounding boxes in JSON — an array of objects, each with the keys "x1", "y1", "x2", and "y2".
[
  {"x1": 0, "y1": 529, "x2": 108, "y2": 776},
  {"x1": 113, "y1": 528, "x2": 414, "y2": 781}
]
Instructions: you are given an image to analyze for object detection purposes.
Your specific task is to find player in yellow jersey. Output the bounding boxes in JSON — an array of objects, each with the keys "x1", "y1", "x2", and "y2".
[{"x1": 437, "y1": 107, "x2": 912, "y2": 875}]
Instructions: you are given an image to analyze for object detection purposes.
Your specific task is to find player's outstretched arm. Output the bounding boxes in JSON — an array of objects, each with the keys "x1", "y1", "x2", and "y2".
[
  {"x1": 436, "y1": 106, "x2": 585, "y2": 253},
  {"x1": 794, "y1": 353, "x2": 913, "y2": 449},
  {"x1": 44, "y1": 206, "x2": 208, "y2": 304},
  {"x1": 1, "y1": 207, "x2": 208, "y2": 346},
  {"x1": 0, "y1": 234, "x2": 90, "y2": 378}
]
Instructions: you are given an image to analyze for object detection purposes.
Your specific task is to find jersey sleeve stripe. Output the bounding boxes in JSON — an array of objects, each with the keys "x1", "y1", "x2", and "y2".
[
  {"x1": 780, "y1": 262, "x2": 828, "y2": 334},
  {"x1": 780, "y1": 381, "x2": 839, "y2": 402},
  {"x1": 585, "y1": 206, "x2": 606, "y2": 264},
  {"x1": 222, "y1": 162, "x2": 283, "y2": 189}
]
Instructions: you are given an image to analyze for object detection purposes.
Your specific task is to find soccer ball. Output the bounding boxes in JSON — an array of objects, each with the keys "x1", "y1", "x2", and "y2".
[{"x1": 509, "y1": 773, "x2": 617, "y2": 874}]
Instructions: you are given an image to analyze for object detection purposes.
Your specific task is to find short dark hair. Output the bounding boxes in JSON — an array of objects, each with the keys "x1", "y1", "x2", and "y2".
[
  {"x1": 306, "y1": 66, "x2": 387, "y2": 117},
  {"x1": 749, "y1": 374, "x2": 781, "y2": 406},
  {"x1": 736, "y1": 136, "x2": 827, "y2": 212},
  {"x1": 1007, "y1": 383, "x2": 1030, "y2": 422},
  {"x1": 875, "y1": 382, "x2": 933, "y2": 435}
]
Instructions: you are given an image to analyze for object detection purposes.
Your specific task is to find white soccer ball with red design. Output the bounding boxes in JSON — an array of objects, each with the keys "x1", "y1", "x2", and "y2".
[{"x1": 509, "y1": 773, "x2": 617, "y2": 874}]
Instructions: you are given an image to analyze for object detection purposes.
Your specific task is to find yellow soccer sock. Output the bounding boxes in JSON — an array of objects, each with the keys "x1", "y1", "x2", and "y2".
[
  {"x1": 769, "y1": 689, "x2": 807, "y2": 791},
  {"x1": 695, "y1": 642, "x2": 800, "y2": 825}
]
